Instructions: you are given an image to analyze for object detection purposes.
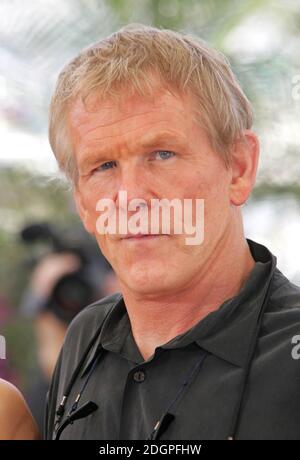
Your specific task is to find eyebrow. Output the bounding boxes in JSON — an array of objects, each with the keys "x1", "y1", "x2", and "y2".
[
  {"x1": 139, "y1": 130, "x2": 186, "y2": 148},
  {"x1": 78, "y1": 130, "x2": 186, "y2": 170}
]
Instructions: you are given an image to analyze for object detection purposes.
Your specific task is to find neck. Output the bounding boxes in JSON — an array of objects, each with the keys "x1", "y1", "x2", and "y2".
[{"x1": 120, "y1": 227, "x2": 255, "y2": 361}]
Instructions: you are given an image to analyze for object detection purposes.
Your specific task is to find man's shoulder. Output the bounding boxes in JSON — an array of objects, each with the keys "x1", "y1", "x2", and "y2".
[
  {"x1": 63, "y1": 292, "x2": 121, "y2": 348},
  {"x1": 262, "y1": 268, "x2": 300, "y2": 339},
  {"x1": 72, "y1": 291, "x2": 121, "y2": 323},
  {"x1": 269, "y1": 268, "x2": 300, "y2": 311},
  {"x1": 45, "y1": 294, "x2": 122, "y2": 440}
]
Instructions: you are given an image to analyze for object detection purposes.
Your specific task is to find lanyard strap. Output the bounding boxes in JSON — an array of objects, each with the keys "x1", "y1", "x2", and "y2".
[
  {"x1": 148, "y1": 350, "x2": 208, "y2": 440},
  {"x1": 228, "y1": 272, "x2": 275, "y2": 440},
  {"x1": 53, "y1": 305, "x2": 113, "y2": 433}
]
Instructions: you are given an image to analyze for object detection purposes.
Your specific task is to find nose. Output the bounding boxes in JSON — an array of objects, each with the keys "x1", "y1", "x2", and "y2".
[{"x1": 115, "y1": 162, "x2": 152, "y2": 210}]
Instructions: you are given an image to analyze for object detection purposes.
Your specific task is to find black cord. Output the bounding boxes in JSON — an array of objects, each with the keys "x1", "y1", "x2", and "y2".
[
  {"x1": 227, "y1": 273, "x2": 275, "y2": 440},
  {"x1": 67, "y1": 350, "x2": 103, "y2": 417},
  {"x1": 54, "y1": 306, "x2": 112, "y2": 431},
  {"x1": 148, "y1": 350, "x2": 208, "y2": 440}
]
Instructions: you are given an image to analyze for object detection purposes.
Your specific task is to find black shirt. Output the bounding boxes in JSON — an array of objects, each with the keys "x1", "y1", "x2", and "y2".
[{"x1": 45, "y1": 239, "x2": 300, "y2": 440}]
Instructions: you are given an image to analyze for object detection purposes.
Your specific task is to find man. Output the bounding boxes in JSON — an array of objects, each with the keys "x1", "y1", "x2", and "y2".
[{"x1": 45, "y1": 24, "x2": 300, "y2": 440}]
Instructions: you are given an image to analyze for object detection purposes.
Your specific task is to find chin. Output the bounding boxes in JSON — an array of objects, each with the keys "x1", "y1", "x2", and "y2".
[{"x1": 120, "y1": 261, "x2": 172, "y2": 294}]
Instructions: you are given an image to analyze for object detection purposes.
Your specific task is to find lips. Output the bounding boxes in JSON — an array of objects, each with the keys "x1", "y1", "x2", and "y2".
[
  {"x1": 122, "y1": 233, "x2": 159, "y2": 239},
  {"x1": 120, "y1": 233, "x2": 167, "y2": 240}
]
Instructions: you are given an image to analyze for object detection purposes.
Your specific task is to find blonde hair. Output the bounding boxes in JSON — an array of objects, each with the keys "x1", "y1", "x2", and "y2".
[{"x1": 49, "y1": 24, "x2": 253, "y2": 182}]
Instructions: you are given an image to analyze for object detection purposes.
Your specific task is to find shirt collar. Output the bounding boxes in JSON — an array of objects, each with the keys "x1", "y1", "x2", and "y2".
[
  {"x1": 161, "y1": 239, "x2": 277, "y2": 367},
  {"x1": 82, "y1": 238, "x2": 277, "y2": 374}
]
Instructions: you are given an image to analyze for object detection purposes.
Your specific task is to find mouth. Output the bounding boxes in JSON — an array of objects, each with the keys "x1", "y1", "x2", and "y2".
[{"x1": 120, "y1": 233, "x2": 169, "y2": 241}]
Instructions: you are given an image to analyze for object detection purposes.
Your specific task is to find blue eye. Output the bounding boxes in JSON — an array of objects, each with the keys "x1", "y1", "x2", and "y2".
[
  {"x1": 154, "y1": 151, "x2": 175, "y2": 160},
  {"x1": 98, "y1": 161, "x2": 117, "y2": 171}
]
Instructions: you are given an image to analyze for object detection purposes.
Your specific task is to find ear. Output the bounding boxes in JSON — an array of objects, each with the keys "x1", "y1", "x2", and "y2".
[
  {"x1": 73, "y1": 187, "x2": 95, "y2": 234},
  {"x1": 229, "y1": 130, "x2": 259, "y2": 206}
]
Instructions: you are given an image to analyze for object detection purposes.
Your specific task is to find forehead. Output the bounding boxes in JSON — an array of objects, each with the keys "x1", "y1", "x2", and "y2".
[{"x1": 66, "y1": 86, "x2": 197, "y2": 149}]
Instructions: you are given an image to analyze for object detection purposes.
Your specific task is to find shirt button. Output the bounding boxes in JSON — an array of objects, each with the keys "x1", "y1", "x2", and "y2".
[{"x1": 133, "y1": 370, "x2": 146, "y2": 383}]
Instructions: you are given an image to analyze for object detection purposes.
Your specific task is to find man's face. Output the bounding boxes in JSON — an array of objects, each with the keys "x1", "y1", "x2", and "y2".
[{"x1": 69, "y1": 83, "x2": 234, "y2": 297}]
